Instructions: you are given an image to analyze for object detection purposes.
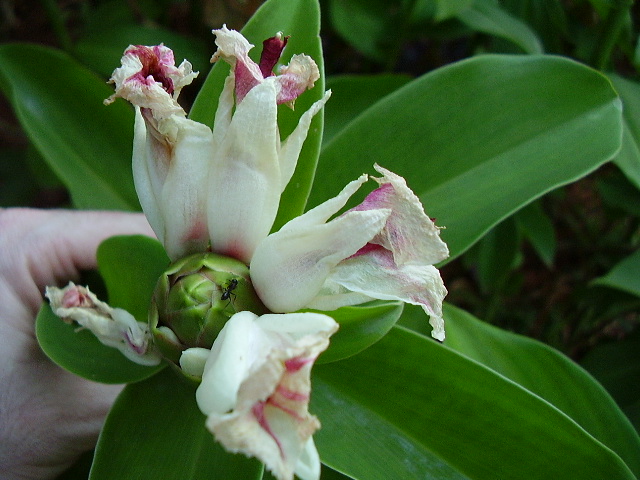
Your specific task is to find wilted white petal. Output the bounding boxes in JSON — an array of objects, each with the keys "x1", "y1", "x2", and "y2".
[
  {"x1": 196, "y1": 311, "x2": 336, "y2": 480},
  {"x1": 207, "y1": 80, "x2": 281, "y2": 263},
  {"x1": 45, "y1": 283, "x2": 161, "y2": 365},
  {"x1": 133, "y1": 108, "x2": 213, "y2": 260},
  {"x1": 251, "y1": 207, "x2": 389, "y2": 313}
]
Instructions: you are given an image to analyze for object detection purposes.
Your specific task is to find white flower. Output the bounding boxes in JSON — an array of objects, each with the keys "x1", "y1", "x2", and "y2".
[
  {"x1": 250, "y1": 164, "x2": 449, "y2": 340},
  {"x1": 185, "y1": 311, "x2": 338, "y2": 480},
  {"x1": 106, "y1": 29, "x2": 328, "y2": 263},
  {"x1": 45, "y1": 282, "x2": 161, "y2": 366},
  {"x1": 207, "y1": 26, "x2": 328, "y2": 263},
  {"x1": 105, "y1": 44, "x2": 212, "y2": 260}
]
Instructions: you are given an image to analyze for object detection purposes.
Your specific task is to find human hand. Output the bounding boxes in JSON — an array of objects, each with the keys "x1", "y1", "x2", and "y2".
[{"x1": 0, "y1": 208, "x2": 154, "y2": 480}]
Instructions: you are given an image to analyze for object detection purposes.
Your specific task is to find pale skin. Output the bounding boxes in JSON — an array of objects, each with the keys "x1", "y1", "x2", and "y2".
[{"x1": 0, "y1": 208, "x2": 154, "y2": 480}]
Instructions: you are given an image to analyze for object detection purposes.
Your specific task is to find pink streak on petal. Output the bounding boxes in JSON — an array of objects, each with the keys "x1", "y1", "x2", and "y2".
[
  {"x1": 275, "y1": 384, "x2": 309, "y2": 402},
  {"x1": 267, "y1": 396, "x2": 304, "y2": 421},
  {"x1": 259, "y1": 35, "x2": 288, "y2": 78},
  {"x1": 252, "y1": 402, "x2": 285, "y2": 458},
  {"x1": 183, "y1": 220, "x2": 207, "y2": 243},
  {"x1": 350, "y1": 183, "x2": 394, "y2": 212},
  {"x1": 285, "y1": 356, "x2": 312, "y2": 373}
]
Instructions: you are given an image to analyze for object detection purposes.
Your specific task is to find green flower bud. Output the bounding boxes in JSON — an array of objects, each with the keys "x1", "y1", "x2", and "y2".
[{"x1": 150, "y1": 252, "x2": 268, "y2": 364}]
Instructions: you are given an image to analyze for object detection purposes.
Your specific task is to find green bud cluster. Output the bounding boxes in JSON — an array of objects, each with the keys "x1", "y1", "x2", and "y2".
[{"x1": 150, "y1": 252, "x2": 268, "y2": 364}]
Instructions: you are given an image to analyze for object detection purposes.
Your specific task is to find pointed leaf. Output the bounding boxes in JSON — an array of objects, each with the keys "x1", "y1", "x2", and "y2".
[
  {"x1": 90, "y1": 368, "x2": 263, "y2": 479},
  {"x1": 0, "y1": 44, "x2": 139, "y2": 210},
  {"x1": 610, "y1": 73, "x2": 640, "y2": 189},
  {"x1": 313, "y1": 55, "x2": 622, "y2": 260}
]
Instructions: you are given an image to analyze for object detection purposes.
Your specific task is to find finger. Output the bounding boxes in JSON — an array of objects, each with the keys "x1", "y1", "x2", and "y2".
[{"x1": 0, "y1": 208, "x2": 155, "y2": 316}]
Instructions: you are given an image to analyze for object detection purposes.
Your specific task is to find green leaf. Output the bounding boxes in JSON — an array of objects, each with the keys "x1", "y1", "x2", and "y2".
[
  {"x1": 35, "y1": 303, "x2": 164, "y2": 384},
  {"x1": 514, "y1": 200, "x2": 556, "y2": 267},
  {"x1": 592, "y1": 249, "x2": 640, "y2": 297},
  {"x1": 313, "y1": 325, "x2": 637, "y2": 480},
  {"x1": 433, "y1": 303, "x2": 640, "y2": 478},
  {"x1": 0, "y1": 43, "x2": 139, "y2": 211},
  {"x1": 434, "y1": 0, "x2": 475, "y2": 21},
  {"x1": 324, "y1": 74, "x2": 411, "y2": 145},
  {"x1": 97, "y1": 235, "x2": 170, "y2": 321},
  {"x1": 189, "y1": 0, "x2": 324, "y2": 231},
  {"x1": 90, "y1": 368, "x2": 263, "y2": 480},
  {"x1": 457, "y1": 0, "x2": 544, "y2": 54},
  {"x1": 313, "y1": 55, "x2": 622, "y2": 260},
  {"x1": 314, "y1": 301, "x2": 404, "y2": 364},
  {"x1": 610, "y1": 73, "x2": 640, "y2": 189}
]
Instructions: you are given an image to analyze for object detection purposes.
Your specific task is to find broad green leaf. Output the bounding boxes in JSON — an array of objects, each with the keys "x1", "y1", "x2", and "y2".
[
  {"x1": 0, "y1": 44, "x2": 139, "y2": 211},
  {"x1": 313, "y1": 55, "x2": 622, "y2": 260},
  {"x1": 313, "y1": 326, "x2": 637, "y2": 480},
  {"x1": 324, "y1": 74, "x2": 411, "y2": 145},
  {"x1": 313, "y1": 301, "x2": 404, "y2": 364},
  {"x1": 592, "y1": 249, "x2": 640, "y2": 297},
  {"x1": 409, "y1": 303, "x2": 640, "y2": 478},
  {"x1": 457, "y1": 0, "x2": 544, "y2": 54},
  {"x1": 35, "y1": 303, "x2": 164, "y2": 384},
  {"x1": 90, "y1": 368, "x2": 263, "y2": 480},
  {"x1": 435, "y1": 0, "x2": 475, "y2": 21},
  {"x1": 189, "y1": 0, "x2": 324, "y2": 231},
  {"x1": 97, "y1": 235, "x2": 170, "y2": 321},
  {"x1": 514, "y1": 200, "x2": 556, "y2": 267},
  {"x1": 610, "y1": 73, "x2": 640, "y2": 189}
]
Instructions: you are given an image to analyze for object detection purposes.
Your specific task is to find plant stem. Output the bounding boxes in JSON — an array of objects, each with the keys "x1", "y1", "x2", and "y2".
[{"x1": 590, "y1": 0, "x2": 634, "y2": 71}]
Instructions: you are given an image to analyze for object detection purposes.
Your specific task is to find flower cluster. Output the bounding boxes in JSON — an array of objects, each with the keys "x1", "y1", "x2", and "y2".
[{"x1": 49, "y1": 26, "x2": 448, "y2": 480}]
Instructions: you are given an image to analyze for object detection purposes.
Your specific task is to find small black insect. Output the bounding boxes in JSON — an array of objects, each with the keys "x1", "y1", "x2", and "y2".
[{"x1": 221, "y1": 278, "x2": 238, "y2": 302}]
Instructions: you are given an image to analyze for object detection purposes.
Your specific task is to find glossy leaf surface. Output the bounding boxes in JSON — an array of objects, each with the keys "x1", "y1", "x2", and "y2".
[
  {"x1": 90, "y1": 368, "x2": 263, "y2": 479},
  {"x1": 0, "y1": 44, "x2": 138, "y2": 210},
  {"x1": 314, "y1": 301, "x2": 404, "y2": 364},
  {"x1": 415, "y1": 303, "x2": 640, "y2": 477},
  {"x1": 610, "y1": 74, "x2": 640, "y2": 189},
  {"x1": 97, "y1": 235, "x2": 170, "y2": 321},
  {"x1": 313, "y1": 55, "x2": 622, "y2": 260},
  {"x1": 313, "y1": 325, "x2": 637, "y2": 480}
]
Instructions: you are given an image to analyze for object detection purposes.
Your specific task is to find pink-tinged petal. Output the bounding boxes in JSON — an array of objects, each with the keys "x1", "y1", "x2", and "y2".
[
  {"x1": 105, "y1": 44, "x2": 198, "y2": 120},
  {"x1": 133, "y1": 108, "x2": 214, "y2": 260},
  {"x1": 207, "y1": 80, "x2": 281, "y2": 263},
  {"x1": 353, "y1": 164, "x2": 449, "y2": 266},
  {"x1": 274, "y1": 54, "x2": 320, "y2": 107},
  {"x1": 251, "y1": 207, "x2": 389, "y2": 313},
  {"x1": 196, "y1": 311, "x2": 336, "y2": 480},
  {"x1": 329, "y1": 244, "x2": 447, "y2": 340},
  {"x1": 212, "y1": 25, "x2": 264, "y2": 103},
  {"x1": 45, "y1": 283, "x2": 161, "y2": 365}
]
